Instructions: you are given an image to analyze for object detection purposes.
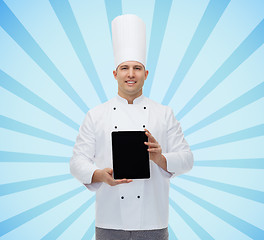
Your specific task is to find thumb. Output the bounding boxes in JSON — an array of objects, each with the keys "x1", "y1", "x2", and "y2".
[{"x1": 105, "y1": 168, "x2": 113, "y2": 175}]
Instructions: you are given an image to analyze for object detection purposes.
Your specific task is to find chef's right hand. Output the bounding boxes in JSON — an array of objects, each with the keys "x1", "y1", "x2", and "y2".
[{"x1": 92, "y1": 168, "x2": 133, "y2": 186}]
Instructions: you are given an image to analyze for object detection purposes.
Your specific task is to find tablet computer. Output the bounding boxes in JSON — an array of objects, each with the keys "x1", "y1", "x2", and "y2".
[{"x1": 111, "y1": 131, "x2": 150, "y2": 179}]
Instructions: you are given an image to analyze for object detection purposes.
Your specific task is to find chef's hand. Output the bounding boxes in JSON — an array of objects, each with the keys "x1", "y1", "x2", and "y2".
[
  {"x1": 92, "y1": 168, "x2": 133, "y2": 186},
  {"x1": 144, "y1": 129, "x2": 168, "y2": 172}
]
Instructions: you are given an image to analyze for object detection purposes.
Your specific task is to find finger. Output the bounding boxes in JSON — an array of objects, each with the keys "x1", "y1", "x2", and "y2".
[
  {"x1": 116, "y1": 178, "x2": 131, "y2": 182},
  {"x1": 144, "y1": 142, "x2": 159, "y2": 148},
  {"x1": 147, "y1": 148, "x2": 161, "y2": 153},
  {"x1": 144, "y1": 129, "x2": 153, "y2": 139},
  {"x1": 144, "y1": 128, "x2": 150, "y2": 134},
  {"x1": 108, "y1": 178, "x2": 133, "y2": 186},
  {"x1": 145, "y1": 131, "x2": 157, "y2": 143},
  {"x1": 122, "y1": 178, "x2": 133, "y2": 183},
  {"x1": 115, "y1": 179, "x2": 133, "y2": 184},
  {"x1": 105, "y1": 168, "x2": 113, "y2": 174}
]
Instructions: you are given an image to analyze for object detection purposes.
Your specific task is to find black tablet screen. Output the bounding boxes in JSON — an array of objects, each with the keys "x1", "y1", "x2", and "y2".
[{"x1": 112, "y1": 131, "x2": 150, "y2": 179}]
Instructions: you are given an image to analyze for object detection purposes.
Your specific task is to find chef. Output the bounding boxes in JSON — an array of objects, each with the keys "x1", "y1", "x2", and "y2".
[{"x1": 70, "y1": 14, "x2": 193, "y2": 240}]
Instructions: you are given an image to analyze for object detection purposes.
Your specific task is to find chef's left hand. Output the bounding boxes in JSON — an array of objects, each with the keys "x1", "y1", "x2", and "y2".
[{"x1": 144, "y1": 129, "x2": 168, "y2": 172}]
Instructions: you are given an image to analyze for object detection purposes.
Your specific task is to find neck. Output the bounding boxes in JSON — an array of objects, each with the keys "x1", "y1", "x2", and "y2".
[{"x1": 118, "y1": 91, "x2": 142, "y2": 104}]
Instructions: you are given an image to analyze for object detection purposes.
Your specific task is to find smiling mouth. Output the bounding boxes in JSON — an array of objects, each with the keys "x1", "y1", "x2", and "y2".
[{"x1": 125, "y1": 81, "x2": 136, "y2": 84}]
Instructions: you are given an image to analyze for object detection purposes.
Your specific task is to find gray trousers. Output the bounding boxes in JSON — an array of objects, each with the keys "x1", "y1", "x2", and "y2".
[{"x1": 96, "y1": 227, "x2": 168, "y2": 240}]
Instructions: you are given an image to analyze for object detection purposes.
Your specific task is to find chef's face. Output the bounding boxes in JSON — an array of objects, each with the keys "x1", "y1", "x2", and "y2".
[{"x1": 113, "y1": 61, "x2": 149, "y2": 102}]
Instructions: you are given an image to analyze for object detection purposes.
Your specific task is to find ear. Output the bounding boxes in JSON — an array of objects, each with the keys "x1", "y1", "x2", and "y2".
[
  {"x1": 113, "y1": 70, "x2": 117, "y2": 80},
  {"x1": 144, "y1": 70, "x2": 149, "y2": 80}
]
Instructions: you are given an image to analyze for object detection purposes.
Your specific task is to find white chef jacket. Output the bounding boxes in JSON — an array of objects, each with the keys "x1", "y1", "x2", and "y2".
[{"x1": 70, "y1": 94, "x2": 193, "y2": 230}]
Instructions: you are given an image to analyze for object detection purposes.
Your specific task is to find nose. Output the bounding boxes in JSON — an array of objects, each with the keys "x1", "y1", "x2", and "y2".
[{"x1": 128, "y1": 67, "x2": 135, "y2": 78}]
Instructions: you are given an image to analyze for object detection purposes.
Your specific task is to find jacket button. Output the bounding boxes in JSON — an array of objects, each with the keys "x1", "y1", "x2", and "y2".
[
  {"x1": 144, "y1": 107, "x2": 146, "y2": 109},
  {"x1": 113, "y1": 107, "x2": 116, "y2": 110},
  {"x1": 137, "y1": 196, "x2": 140, "y2": 199},
  {"x1": 121, "y1": 196, "x2": 124, "y2": 199},
  {"x1": 115, "y1": 126, "x2": 117, "y2": 129},
  {"x1": 143, "y1": 125, "x2": 145, "y2": 128}
]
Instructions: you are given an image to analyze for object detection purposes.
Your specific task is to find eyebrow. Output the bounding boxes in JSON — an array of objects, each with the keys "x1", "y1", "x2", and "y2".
[{"x1": 119, "y1": 65, "x2": 143, "y2": 68}]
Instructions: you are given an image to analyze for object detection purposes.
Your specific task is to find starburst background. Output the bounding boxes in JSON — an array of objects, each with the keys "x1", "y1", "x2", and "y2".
[{"x1": 0, "y1": 0, "x2": 264, "y2": 239}]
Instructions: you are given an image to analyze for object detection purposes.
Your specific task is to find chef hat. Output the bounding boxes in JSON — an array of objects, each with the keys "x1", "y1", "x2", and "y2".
[{"x1": 112, "y1": 14, "x2": 146, "y2": 69}]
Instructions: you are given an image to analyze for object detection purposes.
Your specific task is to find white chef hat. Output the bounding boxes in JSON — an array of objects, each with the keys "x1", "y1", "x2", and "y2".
[{"x1": 112, "y1": 14, "x2": 146, "y2": 69}]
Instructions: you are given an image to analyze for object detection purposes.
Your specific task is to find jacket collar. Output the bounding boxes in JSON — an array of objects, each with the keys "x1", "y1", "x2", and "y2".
[{"x1": 116, "y1": 94, "x2": 146, "y2": 105}]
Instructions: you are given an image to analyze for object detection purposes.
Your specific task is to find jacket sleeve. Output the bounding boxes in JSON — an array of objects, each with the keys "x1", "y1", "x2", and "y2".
[
  {"x1": 162, "y1": 107, "x2": 194, "y2": 177},
  {"x1": 70, "y1": 112, "x2": 102, "y2": 191}
]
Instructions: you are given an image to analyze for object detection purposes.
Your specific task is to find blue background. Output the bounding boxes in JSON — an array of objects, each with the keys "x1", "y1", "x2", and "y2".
[{"x1": 0, "y1": 0, "x2": 264, "y2": 239}]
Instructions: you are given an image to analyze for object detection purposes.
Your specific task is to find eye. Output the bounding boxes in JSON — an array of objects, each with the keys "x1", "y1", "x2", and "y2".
[{"x1": 120, "y1": 67, "x2": 127, "y2": 70}]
